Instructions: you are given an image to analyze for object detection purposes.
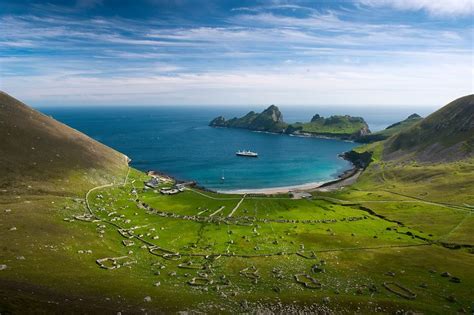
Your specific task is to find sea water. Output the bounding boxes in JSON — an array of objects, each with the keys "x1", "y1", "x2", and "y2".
[{"x1": 39, "y1": 105, "x2": 435, "y2": 191}]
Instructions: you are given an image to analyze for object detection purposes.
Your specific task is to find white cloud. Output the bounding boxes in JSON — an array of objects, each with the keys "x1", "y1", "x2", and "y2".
[
  {"x1": 1, "y1": 6, "x2": 471, "y2": 107},
  {"x1": 2, "y1": 54, "x2": 471, "y2": 107},
  {"x1": 358, "y1": 0, "x2": 474, "y2": 16}
]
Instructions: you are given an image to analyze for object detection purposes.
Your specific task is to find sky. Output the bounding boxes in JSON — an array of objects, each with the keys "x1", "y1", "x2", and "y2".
[{"x1": 0, "y1": 0, "x2": 473, "y2": 107}]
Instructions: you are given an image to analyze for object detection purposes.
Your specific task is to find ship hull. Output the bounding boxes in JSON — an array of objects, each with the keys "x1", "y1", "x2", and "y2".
[{"x1": 236, "y1": 153, "x2": 258, "y2": 157}]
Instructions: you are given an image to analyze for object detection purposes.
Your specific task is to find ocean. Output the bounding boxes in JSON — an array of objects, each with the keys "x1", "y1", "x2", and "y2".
[{"x1": 39, "y1": 105, "x2": 436, "y2": 191}]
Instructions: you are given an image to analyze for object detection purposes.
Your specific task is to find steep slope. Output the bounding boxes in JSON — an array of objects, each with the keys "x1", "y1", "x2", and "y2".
[
  {"x1": 209, "y1": 105, "x2": 288, "y2": 133},
  {"x1": 383, "y1": 94, "x2": 474, "y2": 162},
  {"x1": 0, "y1": 91, "x2": 128, "y2": 194},
  {"x1": 356, "y1": 113, "x2": 422, "y2": 143},
  {"x1": 350, "y1": 95, "x2": 474, "y2": 205}
]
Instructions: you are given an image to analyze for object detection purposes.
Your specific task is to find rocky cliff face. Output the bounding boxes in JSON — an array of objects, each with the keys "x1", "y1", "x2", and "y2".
[
  {"x1": 351, "y1": 125, "x2": 371, "y2": 138},
  {"x1": 209, "y1": 116, "x2": 226, "y2": 127},
  {"x1": 261, "y1": 105, "x2": 284, "y2": 123},
  {"x1": 209, "y1": 105, "x2": 288, "y2": 133}
]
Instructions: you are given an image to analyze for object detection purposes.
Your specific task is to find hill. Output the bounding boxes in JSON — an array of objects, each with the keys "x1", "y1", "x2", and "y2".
[
  {"x1": 210, "y1": 106, "x2": 371, "y2": 139},
  {"x1": 286, "y1": 114, "x2": 370, "y2": 140},
  {"x1": 383, "y1": 94, "x2": 474, "y2": 162},
  {"x1": 349, "y1": 94, "x2": 474, "y2": 205},
  {"x1": 0, "y1": 91, "x2": 128, "y2": 194},
  {"x1": 356, "y1": 113, "x2": 422, "y2": 143},
  {"x1": 209, "y1": 105, "x2": 288, "y2": 133}
]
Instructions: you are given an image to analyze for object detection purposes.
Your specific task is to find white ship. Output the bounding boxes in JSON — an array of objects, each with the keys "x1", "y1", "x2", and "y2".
[{"x1": 236, "y1": 150, "x2": 258, "y2": 157}]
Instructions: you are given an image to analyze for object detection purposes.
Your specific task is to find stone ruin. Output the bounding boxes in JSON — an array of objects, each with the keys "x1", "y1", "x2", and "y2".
[
  {"x1": 383, "y1": 282, "x2": 416, "y2": 300},
  {"x1": 122, "y1": 240, "x2": 135, "y2": 247},
  {"x1": 96, "y1": 256, "x2": 137, "y2": 270},
  {"x1": 294, "y1": 274, "x2": 322, "y2": 289},
  {"x1": 240, "y1": 266, "x2": 260, "y2": 284}
]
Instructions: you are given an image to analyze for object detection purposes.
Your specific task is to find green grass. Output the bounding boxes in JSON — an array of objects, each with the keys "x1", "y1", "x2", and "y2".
[
  {"x1": 291, "y1": 116, "x2": 367, "y2": 136},
  {"x1": 3, "y1": 166, "x2": 473, "y2": 313}
]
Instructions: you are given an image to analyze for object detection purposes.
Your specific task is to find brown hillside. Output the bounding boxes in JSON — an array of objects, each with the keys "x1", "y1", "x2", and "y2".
[
  {"x1": 383, "y1": 94, "x2": 474, "y2": 163},
  {"x1": 0, "y1": 91, "x2": 128, "y2": 193}
]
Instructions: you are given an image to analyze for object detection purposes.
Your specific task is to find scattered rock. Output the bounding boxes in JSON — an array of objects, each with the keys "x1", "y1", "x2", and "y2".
[
  {"x1": 450, "y1": 277, "x2": 461, "y2": 283},
  {"x1": 0, "y1": 264, "x2": 7, "y2": 271},
  {"x1": 311, "y1": 264, "x2": 324, "y2": 273},
  {"x1": 144, "y1": 296, "x2": 152, "y2": 302},
  {"x1": 445, "y1": 295, "x2": 457, "y2": 303},
  {"x1": 441, "y1": 272, "x2": 451, "y2": 277}
]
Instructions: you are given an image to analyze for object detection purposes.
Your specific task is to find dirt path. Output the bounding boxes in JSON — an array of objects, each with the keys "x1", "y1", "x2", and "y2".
[
  {"x1": 209, "y1": 206, "x2": 225, "y2": 217},
  {"x1": 227, "y1": 195, "x2": 246, "y2": 217},
  {"x1": 441, "y1": 212, "x2": 472, "y2": 241},
  {"x1": 85, "y1": 183, "x2": 114, "y2": 216}
]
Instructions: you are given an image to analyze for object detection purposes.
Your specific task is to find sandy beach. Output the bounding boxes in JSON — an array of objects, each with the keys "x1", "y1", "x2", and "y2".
[
  {"x1": 216, "y1": 181, "x2": 326, "y2": 194},
  {"x1": 216, "y1": 167, "x2": 362, "y2": 195}
]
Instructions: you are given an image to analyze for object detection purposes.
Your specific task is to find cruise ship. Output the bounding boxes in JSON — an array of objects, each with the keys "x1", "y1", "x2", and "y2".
[{"x1": 236, "y1": 150, "x2": 258, "y2": 157}]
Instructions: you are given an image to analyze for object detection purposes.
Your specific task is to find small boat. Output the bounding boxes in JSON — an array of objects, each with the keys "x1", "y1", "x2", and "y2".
[{"x1": 236, "y1": 150, "x2": 258, "y2": 157}]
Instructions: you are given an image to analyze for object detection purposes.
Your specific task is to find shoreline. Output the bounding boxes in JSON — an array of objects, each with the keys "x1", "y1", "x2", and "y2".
[
  {"x1": 215, "y1": 180, "x2": 327, "y2": 195},
  {"x1": 144, "y1": 149, "x2": 364, "y2": 195},
  {"x1": 148, "y1": 164, "x2": 361, "y2": 195},
  {"x1": 214, "y1": 165, "x2": 361, "y2": 195}
]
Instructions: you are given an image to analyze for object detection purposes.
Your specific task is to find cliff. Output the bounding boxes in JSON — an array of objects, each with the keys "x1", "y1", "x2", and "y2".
[{"x1": 210, "y1": 106, "x2": 371, "y2": 140}]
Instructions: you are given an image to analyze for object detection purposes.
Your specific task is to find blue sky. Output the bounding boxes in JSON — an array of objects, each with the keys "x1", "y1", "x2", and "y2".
[{"x1": 0, "y1": 0, "x2": 473, "y2": 106}]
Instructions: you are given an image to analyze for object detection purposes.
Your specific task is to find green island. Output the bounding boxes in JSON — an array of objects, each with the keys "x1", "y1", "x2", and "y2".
[
  {"x1": 356, "y1": 114, "x2": 423, "y2": 143},
  {"x1": 1, "y1": 91, "x2": 473, "y2": 314},
  {"x1": 209, "y1": 105, "x2": 371, "y2": 140}
]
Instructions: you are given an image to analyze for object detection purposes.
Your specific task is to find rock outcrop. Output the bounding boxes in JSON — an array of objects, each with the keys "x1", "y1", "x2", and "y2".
[{"x1": 210, "y1": 106, "x2": 371, "y2": 140}]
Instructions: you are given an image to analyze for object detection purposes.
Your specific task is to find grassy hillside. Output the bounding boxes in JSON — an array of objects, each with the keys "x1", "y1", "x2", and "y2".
[
  {"x1": 384, "y1": 94, "x2": 474, "y2": 162},
  {"x1": 338, "y1": 95, "x2": 474, "y2": 246},
  {"x1": 357, "y1": 114, "x2": 422, "y2": 143},
  {"x1": 0, "y1": 91, "x2": 129, "y2": 195},
  {"x1": 288, "y1": 114, "x2": 370, "y2": 139}
]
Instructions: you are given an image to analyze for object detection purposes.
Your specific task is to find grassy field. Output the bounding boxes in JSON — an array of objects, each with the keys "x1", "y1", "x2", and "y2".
[{"x1": 2, "y1": 165, "x2": 472, "y2": 313}]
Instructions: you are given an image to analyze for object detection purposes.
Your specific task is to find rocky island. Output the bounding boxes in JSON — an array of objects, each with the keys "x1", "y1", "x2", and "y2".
[{"x1": 209, "y1": 105, "x2": 371, "y2": 140}]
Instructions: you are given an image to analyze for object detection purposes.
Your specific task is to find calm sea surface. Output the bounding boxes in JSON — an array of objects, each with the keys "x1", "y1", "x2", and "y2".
[{"x1": 39, "y1": 105, "x2": 434, "y2": 191}]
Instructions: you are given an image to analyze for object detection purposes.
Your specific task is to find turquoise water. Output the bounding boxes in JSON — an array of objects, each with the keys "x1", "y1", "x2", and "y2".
[{"x1": 39, "y1": 106, "x2": 433, "y2": 191}]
